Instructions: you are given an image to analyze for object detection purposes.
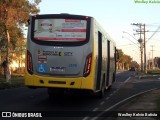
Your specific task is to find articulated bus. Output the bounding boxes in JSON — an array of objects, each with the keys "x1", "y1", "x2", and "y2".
[{"x1": 25, "y1": 14, "x2": 117, "y2": 98}]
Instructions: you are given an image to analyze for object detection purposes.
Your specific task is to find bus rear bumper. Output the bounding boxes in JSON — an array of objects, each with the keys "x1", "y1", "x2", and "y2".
[{"x1": 25, "y1": 73, "x2": 94, "y2": 90}]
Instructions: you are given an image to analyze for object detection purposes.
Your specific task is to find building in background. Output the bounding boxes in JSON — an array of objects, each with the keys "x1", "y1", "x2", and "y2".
[{"x1": 147, "y1": 57, "x2": 160, "y2": 69}]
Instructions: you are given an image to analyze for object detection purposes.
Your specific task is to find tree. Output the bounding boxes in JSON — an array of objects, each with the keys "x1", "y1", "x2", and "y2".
[
  {"x1": 0, "y1": 0, "x2": 41, "y2": 82},
  {"x1": 116, "y1": 49, "x2": 139, "y2": 70},
  {"x1": 0, "y1": 0, "x2": 41, "y2": 47},
  {"x1": 116, "y1": 49, "x2": 125, "y2": 70},
  {"x1": 131, "y1": 61, "x2": 139, "y2": 69},
  {"x1": 123, "y1": 55, "x2": 132, "y2": 69}
]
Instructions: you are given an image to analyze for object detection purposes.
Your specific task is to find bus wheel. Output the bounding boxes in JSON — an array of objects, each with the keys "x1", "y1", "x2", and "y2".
[
  {"x1": 96, "y1": 81, "x2": 105, "y2": 99},
  {"x1": 108, "y1": 85, "x2": 112, "y2": 90},
  {"x1": 112, "y1": 72, "x2": 116, "y2": 83}
]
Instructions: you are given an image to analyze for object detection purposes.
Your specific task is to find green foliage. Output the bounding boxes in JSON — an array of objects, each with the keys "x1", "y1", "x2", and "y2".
[
  {"x1": 0, "y1": 0, "x2": 41, "y2": 82},
  {"x1": 0, "y1": 76, "x2": 24, "y2": 89},
  {"x1": 147, "y1": 69, "x2": 160, "y2": 74},
  {"x1": 0, "y1": 0, "x2": 40, "y2": 25},
  {"x1": 117, "y1": 49, "x2": 139, "y2": 70},
  {"x1": 131, "y1": 61, "x2": 139, "y2": 69},
  {"x1": 0, "y1": 0, "x2": 41, "y2": 47},
  {"x1": 0, "y1": 0, "x2": 40, "y2": 63},
  {"x1": 157, "y1": 58, "x2": 160, "y2": 68}
]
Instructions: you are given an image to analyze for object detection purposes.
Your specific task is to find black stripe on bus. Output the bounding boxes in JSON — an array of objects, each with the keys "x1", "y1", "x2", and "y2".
[
  {"x1": 106, "y1": 40, "x2": 110, "y2": 86},
  {"x1": 96, "y1": 31, "x2": 102, "y2": 91}
]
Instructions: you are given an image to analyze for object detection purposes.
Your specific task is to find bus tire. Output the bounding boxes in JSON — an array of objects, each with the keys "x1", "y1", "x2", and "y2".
[
  {"x1": 112, "y1": 72, "x2": 116, "y2": 83},
  {"x1": 96, "y1": 81, "x2": 105, "y2": 99},
  {"x1": 108, "y1": 85, "x2": 112, "y2": 90}
]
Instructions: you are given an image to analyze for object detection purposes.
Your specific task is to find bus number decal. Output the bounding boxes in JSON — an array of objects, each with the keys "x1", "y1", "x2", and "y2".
[{"x1": 68, "y1": 64, "x2": 77, "y2": 68}]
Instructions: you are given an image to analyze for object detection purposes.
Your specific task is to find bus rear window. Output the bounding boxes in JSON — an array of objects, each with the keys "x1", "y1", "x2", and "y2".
[{"x1": 34, "y1": 19, "x2": 87, "y2": 42}]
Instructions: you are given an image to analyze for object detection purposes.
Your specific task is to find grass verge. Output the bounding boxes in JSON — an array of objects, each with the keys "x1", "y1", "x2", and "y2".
[
  {"x1": 147, "y1": 69, "x2": 160, "y2": 75},
  {"x1": 0, "y1": 76, "x2": 24, "y2": 90}
]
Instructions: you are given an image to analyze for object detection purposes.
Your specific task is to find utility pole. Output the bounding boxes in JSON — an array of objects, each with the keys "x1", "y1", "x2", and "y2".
[
  {"x1": 131, "y1": 23, "x2": 147, "y2": 73},
  {"x1": 143, "y1": 24, "x2": 147, "y2": 73},
  {"x1": 151, "y1": 45, "x2": 154, "y2": 69},
  {"x1": 131, "y1": 23, "x2": 143, "y2": 71},
  {"x1": 148, "y1": 52, "x2": 150, "y2": 69}
]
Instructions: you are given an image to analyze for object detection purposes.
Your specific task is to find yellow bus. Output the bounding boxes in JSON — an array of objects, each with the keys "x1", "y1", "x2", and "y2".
[{"x1": 25, "y1": 14, "x2": 117, "y2": 98}]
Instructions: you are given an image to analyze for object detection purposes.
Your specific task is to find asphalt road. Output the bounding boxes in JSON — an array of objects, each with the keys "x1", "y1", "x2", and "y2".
[{"x1": 0, "y1": 71, "x2": 160, "y2": 120}]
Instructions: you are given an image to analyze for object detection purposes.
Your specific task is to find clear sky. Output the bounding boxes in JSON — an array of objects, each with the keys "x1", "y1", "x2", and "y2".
[{"x1": 32, "y1": 0, "x2": 160, "y2": 63}]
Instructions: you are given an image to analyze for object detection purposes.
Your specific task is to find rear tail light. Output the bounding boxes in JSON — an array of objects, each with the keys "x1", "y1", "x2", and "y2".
[
  {"x1": 27, "y1": 50, "x2": 33, "y2": 74},
  {"x1": 83, "y1": 53, "x2": 92, "y2": 77}
]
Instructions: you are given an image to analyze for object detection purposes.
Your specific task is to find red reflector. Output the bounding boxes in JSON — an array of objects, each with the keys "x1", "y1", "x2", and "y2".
[
  {"x1": 85, "y1": 16, "x2": 89, "y2": 19},
  {"x1": 88, "y1": 57, "x2": 91, "y2": 64},
  {"x1": 87, "y1": 63, "x2": 91, "y2": 70}
]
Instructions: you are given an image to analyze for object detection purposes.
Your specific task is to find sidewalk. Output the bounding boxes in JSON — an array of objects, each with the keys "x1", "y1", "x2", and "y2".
[{"x1": 115, "y1": 75, "x2": 160, "y2": 120}]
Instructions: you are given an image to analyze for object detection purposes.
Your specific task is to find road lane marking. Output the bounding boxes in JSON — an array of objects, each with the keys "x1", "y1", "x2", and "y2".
[
  {"x1": 91, "y1": 88, "x2": 159, "y2": 120},
  {"x1": 109, "y1": 93, "x2": 113, "y2": 96},
  {"x1": 82, "y1": 116, "x2": 89, "y2": 120},
  {"x1": 124, "y1": 76, "x2": 131, "y2": 83},
  {"x1": 113, "y1": 90, "x2": 117, "y2": 94},
  {"x1": 91, "y1": 117, "x2": 98, "y2": 120},
  {"x1": 92, "y1": 107, "x2": 98, "y2": 111},
  {"x1": 100, "y1": 101, "x2": 105, "y2": 105},
  {"x1": 105, "y1": 97, "x2": 110, "y2": 100},
  {"x1": 82, "y1": 89, "x2": 118, "y2": 120}
]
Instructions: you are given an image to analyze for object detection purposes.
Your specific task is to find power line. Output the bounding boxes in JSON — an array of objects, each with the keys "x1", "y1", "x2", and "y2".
[
  {"x1": 122, "y1": 36, "x2": 139, "y2": 48},
  {"x1": 146, "y1": 25, "x2": 160, "y2": 43}
]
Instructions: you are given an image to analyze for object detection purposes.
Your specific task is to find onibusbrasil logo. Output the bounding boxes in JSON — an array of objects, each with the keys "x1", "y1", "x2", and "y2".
[{"x1": 134, "y1": 0, "x2": 160, "y2": 4}]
